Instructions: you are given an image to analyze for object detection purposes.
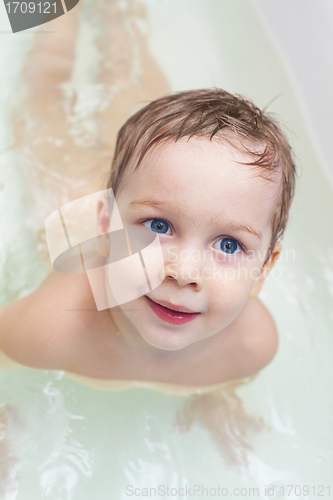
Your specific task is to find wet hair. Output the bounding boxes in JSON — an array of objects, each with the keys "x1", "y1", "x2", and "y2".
[{"x1": 106, "y1": 88, "x2": 297, "y2": 259}]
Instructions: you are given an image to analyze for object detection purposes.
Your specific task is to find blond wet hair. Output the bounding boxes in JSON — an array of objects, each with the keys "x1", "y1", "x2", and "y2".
[{"x1": 107, "y1": 88, "x2": 297, "y2": 258}]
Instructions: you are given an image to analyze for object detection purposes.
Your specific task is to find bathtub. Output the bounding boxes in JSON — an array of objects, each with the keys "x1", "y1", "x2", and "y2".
[{"x1": 0, "y1": 0, "x2": 332, "y2": 498}]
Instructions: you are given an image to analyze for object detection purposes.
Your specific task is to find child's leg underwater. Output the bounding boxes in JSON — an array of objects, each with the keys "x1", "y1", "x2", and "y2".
[
  {"x1": 174, "y1": 387, "x2": 269, "y2": 469},
  {"x1": 12, "y1": 6, "x2": 82, "y2": 265},
  {"x1": 12, "y1": 0, "x2": 170, "y2": 267}
]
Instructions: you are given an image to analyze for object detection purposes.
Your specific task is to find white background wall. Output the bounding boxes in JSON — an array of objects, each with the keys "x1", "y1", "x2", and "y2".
[{"x1": 255, "y1": 0, "x2": 333, "y2": 185}]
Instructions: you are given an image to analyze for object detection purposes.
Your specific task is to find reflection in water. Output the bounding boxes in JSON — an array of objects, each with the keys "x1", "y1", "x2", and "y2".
[{"x1": 0, "y1": 404, "x2": 24, "y2": 498}]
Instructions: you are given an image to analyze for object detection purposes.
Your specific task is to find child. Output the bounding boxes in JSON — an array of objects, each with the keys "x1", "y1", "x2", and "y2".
[{"x1": 0, "y1": 88, "x2": 296, "y2": 465}]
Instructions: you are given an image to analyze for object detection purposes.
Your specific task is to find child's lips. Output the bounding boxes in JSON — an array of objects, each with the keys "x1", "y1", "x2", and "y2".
[
  {"x1": 148, "y1": 297, "x2": 199, "y2": 314},
  {"x1": 145, "y1": 296, "x2": 201, "y2": 325}
]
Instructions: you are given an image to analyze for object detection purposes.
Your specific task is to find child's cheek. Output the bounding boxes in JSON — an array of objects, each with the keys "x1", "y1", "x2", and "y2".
[
  {"x1": 207, "y1": 261, "x2": 257, "y2": 313},
  {"x1": 106, "y1": 255, "x2": 150, "y2": 306},
  {"x1": 205, "y1": 256, "x2": 257, "y2": 287},
  {"x1": 106, "y1": 233, "x2": 165, "y2": 307}
]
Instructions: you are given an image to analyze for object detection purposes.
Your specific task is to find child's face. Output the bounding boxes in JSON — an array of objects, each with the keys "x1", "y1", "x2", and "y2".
[{"x1": 107, "y1": 136, "x2": 281, "y2": 351}]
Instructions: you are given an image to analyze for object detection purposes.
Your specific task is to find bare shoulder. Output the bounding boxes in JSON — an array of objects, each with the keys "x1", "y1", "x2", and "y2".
[
  {"x1": 239, "y1": 297, "x2": 279, "y2": 372},
  {"x1": 0, "y1": 270, "x2": 96, "y2": 369},
  {"x1": 226, "y1": 297, "x2": 279, "y2": 378}
]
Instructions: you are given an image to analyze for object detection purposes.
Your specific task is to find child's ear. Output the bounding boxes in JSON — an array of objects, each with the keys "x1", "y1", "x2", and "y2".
[
  {"x1": 97, "y1": 200, "x2": 110, "y2": 234},
  {"x1": 249, "y1": 241, "x2": 282, "y2": 298}
]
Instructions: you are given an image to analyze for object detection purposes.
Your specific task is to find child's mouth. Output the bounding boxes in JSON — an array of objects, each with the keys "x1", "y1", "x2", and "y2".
[{"x1": 145, "y1": 296, "x2": 201, "y2": 325}]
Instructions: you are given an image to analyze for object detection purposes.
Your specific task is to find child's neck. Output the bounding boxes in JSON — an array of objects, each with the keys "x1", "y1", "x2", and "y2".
[{"x1": 108, "y1": 306, "x2": 224, "y2": 367}]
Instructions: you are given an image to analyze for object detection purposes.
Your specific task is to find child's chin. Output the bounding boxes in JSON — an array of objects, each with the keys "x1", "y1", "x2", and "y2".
[{"x1": 139, "y1": 330, "x2": 192, "y2": 352}]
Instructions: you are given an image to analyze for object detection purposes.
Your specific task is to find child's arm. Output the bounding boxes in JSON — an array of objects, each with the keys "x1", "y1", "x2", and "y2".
[{"x1": 0, "y1": 271, "x2": 94, "y2": 370}]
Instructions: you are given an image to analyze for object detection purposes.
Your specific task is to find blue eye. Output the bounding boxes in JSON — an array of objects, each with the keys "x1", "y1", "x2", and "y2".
[
  {"x1": 142, "y1": 218, "x2": 172, "y2": 234},
  {"x1": 214, "y1": 237, "x2": 241, "y2": 254}
]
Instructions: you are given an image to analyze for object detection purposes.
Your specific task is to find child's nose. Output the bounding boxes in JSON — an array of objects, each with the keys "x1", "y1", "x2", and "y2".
[{"x1": 163, "y1": 247, "x2": 204, "y2": 290}]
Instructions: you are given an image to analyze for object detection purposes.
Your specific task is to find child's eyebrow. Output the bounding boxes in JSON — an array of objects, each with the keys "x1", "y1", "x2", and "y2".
[
  {"x1": 129, "y1": 199, "x2": 263, "y2": 240},
  {"x1": 129, "y1": 198, "x2": 182, "y2": 214}
]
